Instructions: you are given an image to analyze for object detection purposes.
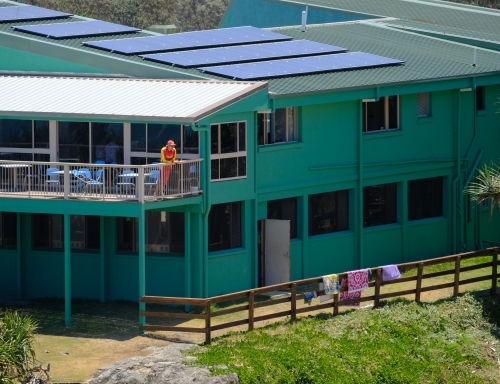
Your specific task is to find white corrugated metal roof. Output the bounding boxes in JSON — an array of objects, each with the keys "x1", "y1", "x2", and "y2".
[{"x1": 0, "y1": 76, "x2": 267, "y2": 123}]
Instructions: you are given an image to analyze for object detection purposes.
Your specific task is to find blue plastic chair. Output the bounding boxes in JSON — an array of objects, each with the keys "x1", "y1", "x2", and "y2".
[
  {"x1": 45, "y1": 167, "x2": 60, "y2": 192},
  {"x1": 144, "y1": 170, "x2": 160, "y2": 195},
  {"x1": 85, "y1": 169, "x2": 104, "y2": 195},
  {"x1": 115, "y1": 169, "x2": 135, "y2": 195}
]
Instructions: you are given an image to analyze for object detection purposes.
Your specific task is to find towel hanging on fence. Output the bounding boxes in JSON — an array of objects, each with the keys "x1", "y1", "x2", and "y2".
[
  {"x1": 381, "y1": 265, "x2": 401, "y2": 281},
  {"x1": 322, "y1": 274, "x2": 340, "y2": 295},
  {"x1": 339, "y1": 278, "x2": 361, "y2": 306},
  {"x1": 346, "y1": 269, "x2": 370, "y2": 293}
]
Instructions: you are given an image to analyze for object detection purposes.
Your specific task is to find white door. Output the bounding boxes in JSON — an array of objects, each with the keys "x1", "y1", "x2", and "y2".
[{"x1": 264, "y1": 219, "x2": 290, "y2": 286}]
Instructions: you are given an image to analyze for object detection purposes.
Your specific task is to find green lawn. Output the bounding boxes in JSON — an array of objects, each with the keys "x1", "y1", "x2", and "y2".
[{"x1": 189, "y1": 293, "x2": 500, "y2": 384}]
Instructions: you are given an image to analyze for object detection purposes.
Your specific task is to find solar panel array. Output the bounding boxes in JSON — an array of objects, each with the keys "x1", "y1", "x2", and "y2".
[
  {"x1": 0, "y1": 4, "x2": 71, "y2": 22},
  {"x1": 200, "y1": 52, "x2": 404, "y2": 80},
  {"x1": 3, "y1": 4, "x2": 404, "y2": 80},
  {"x1": 13, "y1": 20, "x2": 139, "y2": 39},
  {"x1": 141, "y1": 40, "x2": 348, "y2": 68},
  {"x1": 82, "y1": 26, "x2": 293, "y2": 55}
]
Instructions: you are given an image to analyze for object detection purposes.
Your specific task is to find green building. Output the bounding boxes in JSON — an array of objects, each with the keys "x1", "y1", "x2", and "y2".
[{"x1": 1, "y1": 0, "x2": 500, "y2": 325}]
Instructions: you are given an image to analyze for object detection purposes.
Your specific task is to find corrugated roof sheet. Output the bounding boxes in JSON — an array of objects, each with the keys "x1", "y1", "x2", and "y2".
[
  {"x1": 0, "y1": 76, "x2": 266, "y2": 122},
  {"x1": 282, "y1": 0, "x2": 500, "y2": 44},
  {"x1": 263, "y1": 23, "x2": 500, "y2": 96}
]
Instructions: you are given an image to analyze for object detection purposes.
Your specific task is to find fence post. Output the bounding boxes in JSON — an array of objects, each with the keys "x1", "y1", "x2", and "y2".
[
  {"x1": 248, "y1": 291, "x2": 255, "y2": 331},
  {"x1": 290, "y1": 283, "x2": 297, "y2": 323},
  {"x1": 374, "y1": 268, "x2": 381, "y2": 308},
  {"x1": 205, "y1": 300, "x2": 211, "y2": 345},
  {"x1": 415, "y1": 263, "x2": 424, "y2": 303},
  {"x1": 333, "y1": 293, "x2": 339, "y2": 316},
  {"x1": 491, "y1": 249, "x2": 498, "y2": 297},
  {"x1": 453, "y1": 255, "x2": 461, "y2": 297}
]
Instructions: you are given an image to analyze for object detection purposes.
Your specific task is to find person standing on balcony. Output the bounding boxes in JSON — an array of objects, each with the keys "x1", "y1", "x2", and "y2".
[{"x1": 154, "y1": 140, "x2": 177, "y2": 196}]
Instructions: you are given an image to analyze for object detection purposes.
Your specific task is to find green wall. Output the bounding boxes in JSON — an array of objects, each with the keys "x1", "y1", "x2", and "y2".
[
  {"x1": 221, "y1": 0, "x2": 372, "y2": 29},
  {"x1": 0, "y1": 46, "x2": 111, "y2": 73}
]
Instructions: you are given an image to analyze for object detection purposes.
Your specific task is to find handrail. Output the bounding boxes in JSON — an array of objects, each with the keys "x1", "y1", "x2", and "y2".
[
  {"x1": 0, "y1": 159, "x2": 203, "y2": 202},
  {"x1": 139, "y1": 247, "x2": 499, "y2": 344}
]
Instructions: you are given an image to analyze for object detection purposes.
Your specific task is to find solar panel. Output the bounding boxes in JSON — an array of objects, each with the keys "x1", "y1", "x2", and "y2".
[
  {"x1": 13, "y1": 20, "x2": 139, "y2": 39},
  {"x1": 141, "y1": 40, "x2": 347, "y2": 68},
  {"x1": 0, "y1": 5, "x2": 71, "y2": 22},
  {"x1": 200, "y1": 52, "x2": 404, "y2": 80},
  {"x1": 82, "y1": 26, "x2": 293, "y2": 55}
]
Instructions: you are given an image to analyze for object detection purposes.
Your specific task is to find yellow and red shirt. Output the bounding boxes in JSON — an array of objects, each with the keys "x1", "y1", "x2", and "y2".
[{"x1": 160, "y1": 146, "x2": 176, "y2": 164}]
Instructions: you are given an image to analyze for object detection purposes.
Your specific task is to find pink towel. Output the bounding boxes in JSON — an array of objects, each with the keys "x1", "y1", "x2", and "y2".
[
  {"x1": 339, "y1": 278, "x2": 361, "y2": 306},
  {"x1": 346, "y1": 269, "x2": 369, "y2": 293}
]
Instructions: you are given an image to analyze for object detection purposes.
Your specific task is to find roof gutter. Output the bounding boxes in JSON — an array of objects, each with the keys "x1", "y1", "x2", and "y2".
[
  {"x1": 0, "y1": 71, "x2": 132, "y2": 78},
  {"x1": 267, "y1": 71, "x2": 500, "y2": 99}
]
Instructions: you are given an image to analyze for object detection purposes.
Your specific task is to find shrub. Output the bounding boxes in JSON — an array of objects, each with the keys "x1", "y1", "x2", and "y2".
[{"x1": 0, "y1": 310, "x2": 38, "y2": 383}]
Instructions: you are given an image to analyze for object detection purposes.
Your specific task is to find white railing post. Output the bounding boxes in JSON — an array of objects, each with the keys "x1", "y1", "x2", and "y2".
[
  {"x1": 64, "y1": 164, "x2": 70, "y2": 199},
  {"x1": 138, "y1": 166, "x2": 144, "y2": 203}
]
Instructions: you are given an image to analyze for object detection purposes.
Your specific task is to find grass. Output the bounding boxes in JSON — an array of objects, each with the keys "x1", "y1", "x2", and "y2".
[{"x1": 188, "y1": 293, "x2": 500, "y2": 384}]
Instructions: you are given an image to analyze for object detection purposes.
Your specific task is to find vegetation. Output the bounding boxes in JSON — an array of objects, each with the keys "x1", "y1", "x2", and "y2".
[
  {"x1": 190, "y1": 293, "x2": 500, "y2": 384},
  {"x1": 0, "y1": 310, "x2": 39, "y2": 383},
  {"x1": 464, "y1": 163, "x2": 500, "y2": 216},
  {"x1": 17, "y1": 0, "x2": 229, "y2": 32}
]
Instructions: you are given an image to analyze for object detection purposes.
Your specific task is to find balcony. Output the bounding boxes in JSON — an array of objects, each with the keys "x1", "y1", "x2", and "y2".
[{"x1": 0, "y1": 159, "x2": 203, "y2": 203}]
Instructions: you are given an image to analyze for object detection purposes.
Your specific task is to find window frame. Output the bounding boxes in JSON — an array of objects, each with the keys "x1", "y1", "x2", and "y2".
[
  {"x1": 308, "y1": 190, "x2": 349, "y2": 236},
  {"x1": 408, "y1": 177, "x2": 443, "y2": 221},
  {"x1": 210, "y1": 121, "x2": 247, "y2": 181},
  {"x1": 363, "y1": 183, "x2": 398, "y2": 227},
  {"x1": 417, "y1": 92, "x2": 431, "y2": 118},
  {"x1": 258, "y1": 107, "x2": 298, "y2": 145},
  {"x1": 267, "y1": 197, "x2": 298, "y2": 239},
  {"x1": 208, "y1": 202, "x2": 242, "y2": 252},
  {"x1": 363, "y1": 96, "x2": 400, "y2": 133},
  {"x1": 0, "y1": 212, "x2": 17, "y2": 248},
  {"x1": 130, "y1": 123, "x2": 199, "y2": 164},
  {"x1": 476, "y1": 86, "x2": 486, "y2": 111},
  {"x1": 116, "y1": 212, "x2": 185, "y2": 255},
  {"x1": 0, "y1": 119, "x2": 50, "y2": 161}
]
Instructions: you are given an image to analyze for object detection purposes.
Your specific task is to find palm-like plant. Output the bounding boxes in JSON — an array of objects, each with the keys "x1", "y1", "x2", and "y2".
[
  {"x1": 464, "y1": 163, "x2": 500, "y2": 216},
  {"x1": 0, "y1": 310, "x2": 39, "y2": 383}
]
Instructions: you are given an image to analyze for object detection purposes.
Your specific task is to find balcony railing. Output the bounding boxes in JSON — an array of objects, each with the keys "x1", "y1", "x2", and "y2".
[{"x1": 0, "y1": 159, "x2": 203, "y2": 203}]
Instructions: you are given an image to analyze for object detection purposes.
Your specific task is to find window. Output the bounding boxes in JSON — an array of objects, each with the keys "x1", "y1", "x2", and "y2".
[
  {"x1": 363, "y1": 183, "x2": 397, "y2": 227},
  {"x1": 267, "y1": 197, "x2": 297, "y2": 239},
  {"x1": 0, "y1": 119, "x2": 49, "y2": 161},
  {"x1": 208, "y1": 202, "x2": 242, "y2": 252},
  {"x1": 308, "y1": 190, "x2": 349, "y2": 236},
  {"x1": 417, "y1": 92, "x2": 430, "y2": 117},
  {"x1": 363, "y1": 96, "x2": 399, "y2": 132},
  {"x1": 117, "y1": 212, "x2": 185, "y2": 254},
  {"x1": 33, "y1": 214, "x2": 63, "y2": 249},
  {"x1": 258, "y1": 107, "x2": 298, "y2": 145},
  {"x1": 476, "y1": 86, "x2": 485, "y2": 111},
  {"x1": 408, "y1": 177, "x2": 443, "y2": 221},
  {"x1": 131, "y1": 123, "x2": 199, "y2": 164},
  {"x1": 211, "y1": 122, "x2": 246, "y2": 181},
  {"x1": 32, "y1": 214, "x2": 100, "y2": 250},
  {"x1": 0, "y1": 212, "x2": 17, "y2": 247},
  {"x1": 70, "y1": 216, "x2": 100, "y2": 251},
  {"x1": 58, "y1": 122, "x2": 124, "y2": 164}
]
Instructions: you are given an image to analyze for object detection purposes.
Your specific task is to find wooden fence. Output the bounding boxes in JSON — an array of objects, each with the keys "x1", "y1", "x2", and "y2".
[{"x1": 139, "y1": 248, "x2": 499, "y2": 344}]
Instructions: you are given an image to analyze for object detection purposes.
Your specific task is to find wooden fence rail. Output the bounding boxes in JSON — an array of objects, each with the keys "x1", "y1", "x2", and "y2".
[{"x1": 139, "y1": 247, "x2": 500, "y2": 344}]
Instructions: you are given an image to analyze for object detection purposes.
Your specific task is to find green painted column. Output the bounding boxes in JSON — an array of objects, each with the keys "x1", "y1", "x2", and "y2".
[
  {"x1": 138, "y1": 211, "x2": 146, "y2": 327},
  {"x1": 300, "y1": 195, "x2": 308, "y2": 278},
  {"x1": 357, "y1": 100, "x2": 364, "y2": 269},
  {"x1": 16, "y1": 212, "x2": 21, "y2": 300},
  {"x1": 100, "y1": 216, "x2": 105, "y2": 303},
  {"x1": 401, "y1": 181, "x2": 408, "y2": 263},
  {"x1": 184, "y1": 207, "x2": 191, "y2": 312},
  {"x1": 64, "y1": 213, "x2": 71, "y2": 327}
]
